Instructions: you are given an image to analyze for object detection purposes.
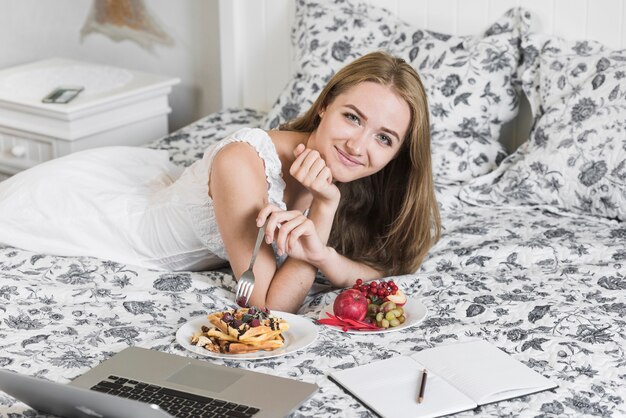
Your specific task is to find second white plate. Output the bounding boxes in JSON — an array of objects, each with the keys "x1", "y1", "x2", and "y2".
[{"x1": 317, "y1": 297, "x2": 428, "y2": 334}]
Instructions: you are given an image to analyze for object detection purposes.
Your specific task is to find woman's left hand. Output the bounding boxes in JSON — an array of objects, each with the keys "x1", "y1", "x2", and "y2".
[
  {"x1": 290, "y1": 144, "x2": 340, "y2": 207},
  {"x1": 257, "y1": 205, "x2": 329, "y2": 265}
]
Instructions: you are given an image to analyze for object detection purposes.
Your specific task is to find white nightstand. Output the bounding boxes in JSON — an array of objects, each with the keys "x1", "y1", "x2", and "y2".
[{"x1": 0, "y1": 58, "x2": 180, "y2": 179}]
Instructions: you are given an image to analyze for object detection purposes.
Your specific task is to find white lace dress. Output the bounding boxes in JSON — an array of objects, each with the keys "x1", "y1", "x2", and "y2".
[{"x1": 0, "y1": 128, "x2": 287, "y2": 271}]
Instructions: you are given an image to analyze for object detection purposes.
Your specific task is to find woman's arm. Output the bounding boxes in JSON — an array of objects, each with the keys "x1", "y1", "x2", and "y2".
[
  {"x1": 259, "y1": 203, "x2": 383, "y2": 288},
  {"x1": 314, "y1": 247, "x2": 383, "y2": 287},
  {"x1": 258, "y1": 145, "x2": 384, "y2": 290},
  {"x1": 209, "y1": 142, "x2": 318, "y2": 313}
]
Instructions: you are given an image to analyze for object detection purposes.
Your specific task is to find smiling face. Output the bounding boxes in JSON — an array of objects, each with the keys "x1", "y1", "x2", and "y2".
[{"x1": 306, "y1": 81, "x2": 411, "y2": 183}]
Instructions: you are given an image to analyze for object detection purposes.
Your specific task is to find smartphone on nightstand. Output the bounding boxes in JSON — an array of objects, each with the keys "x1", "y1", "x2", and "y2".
[{"x1": 42, "y1": 86, "x2": 84, "y2": 104}]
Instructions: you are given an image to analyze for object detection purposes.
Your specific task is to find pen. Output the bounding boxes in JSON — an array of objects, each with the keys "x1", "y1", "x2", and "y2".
[{"x1": 417, "y1": 368, "x2": 427, "y2": 404}]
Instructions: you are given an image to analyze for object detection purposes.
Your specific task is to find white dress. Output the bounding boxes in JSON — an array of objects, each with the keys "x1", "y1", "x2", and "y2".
[{"x1": 0, "y1": 128, "x2": 287, "y2": 271}]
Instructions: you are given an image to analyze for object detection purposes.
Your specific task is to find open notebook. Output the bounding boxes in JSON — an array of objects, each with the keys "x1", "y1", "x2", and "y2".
[{"x1": 328, "y1": 339, "x2": 558, "y2": 418}]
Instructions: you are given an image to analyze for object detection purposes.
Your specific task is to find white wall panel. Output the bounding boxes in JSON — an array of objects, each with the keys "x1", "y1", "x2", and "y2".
[
  {"x1": 457, "y1": 0, "x2": 490, "y2": 34},
  {"x1": 553, "y1": 0, "x2": 588, "y2": 40},
  {"x1": 264, "y1": 0, "x2": 294, "y2": 109},
  {"x1": 396, "y1": 0, "x2": 428, "y2": 29},
  {"x1": 425, "y1": 0, "x2": 459, "y2": 34},
  {"x1": 240, "y1": 1, "x2": 266, "y2": 110},
  {"x1": 623, "y1": 1, "x2": 626, "y2": 48},
  {"x1": 587, "y1": 0, "x2": 623, "y2": 49}
]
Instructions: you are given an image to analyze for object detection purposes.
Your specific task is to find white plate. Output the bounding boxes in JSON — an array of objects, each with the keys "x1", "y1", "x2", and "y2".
[
  {"x1": 176, "y1": 311, "x2": 318, "y2": 360},
  {"x1": 317, "y1": 297, "x2": 428, "y2": 334}
]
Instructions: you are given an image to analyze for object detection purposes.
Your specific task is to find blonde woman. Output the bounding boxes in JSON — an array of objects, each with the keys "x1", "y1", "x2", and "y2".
[
  {"x1": 0, "y1": 52, "x2": 440, "y2": 313},
  {"x1": 212, "y1": 51, "x2": 440, "y2": 311}
]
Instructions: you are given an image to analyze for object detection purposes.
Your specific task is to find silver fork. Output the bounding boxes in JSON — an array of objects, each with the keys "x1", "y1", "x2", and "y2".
[{"x1": 235, "y1": 221, "x2": 267, "y2": 307}]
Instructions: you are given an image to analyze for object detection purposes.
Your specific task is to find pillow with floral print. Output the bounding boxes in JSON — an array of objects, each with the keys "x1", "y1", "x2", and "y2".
[
  {"x1": 263, "y1": 0, "x2": 532, "y2": 184},
  {"x1": 460, "y1": 33, "x2": 626, "y2": 220}
]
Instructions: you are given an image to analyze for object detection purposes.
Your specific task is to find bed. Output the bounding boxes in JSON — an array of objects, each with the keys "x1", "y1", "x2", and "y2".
[{"x1": 1, "y1": 0, "x2": 625, "y2": 417}]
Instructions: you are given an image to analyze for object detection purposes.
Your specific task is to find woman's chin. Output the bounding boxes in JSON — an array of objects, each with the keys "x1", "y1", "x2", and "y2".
[
  {"x1": 329, "y1": 161, "x2": 369, "y2": 183},
  {"x1": 333, "y1": 171, "x2": 365, "y2": 184}
]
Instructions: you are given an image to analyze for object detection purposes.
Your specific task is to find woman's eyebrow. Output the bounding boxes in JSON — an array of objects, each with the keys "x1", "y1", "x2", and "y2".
[
  {"x1": 381, "y1": 127, "x2": 400, "y2": 141},
  {"x1": 345, "y1": 104, "x2": 368, "y2": 121},
  {"x1": 345, "y1": 104, "x2": 400, "y2": 141},
  {"x1": 345, "y1": 104, "x2": 400, "y2": 140}
]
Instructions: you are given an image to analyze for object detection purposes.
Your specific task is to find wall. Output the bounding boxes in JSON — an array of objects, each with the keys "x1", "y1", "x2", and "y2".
[{"x1": 0, "y1": 0, "x2": 221, "y2": 132}]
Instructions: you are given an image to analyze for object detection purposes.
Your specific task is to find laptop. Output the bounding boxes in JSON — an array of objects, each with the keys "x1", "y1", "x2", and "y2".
[{"x1": 0, "y1": 347, "x2": 318, "y2": 418}]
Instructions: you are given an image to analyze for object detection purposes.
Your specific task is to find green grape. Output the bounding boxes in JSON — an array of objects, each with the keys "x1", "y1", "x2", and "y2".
[
  {"x1": 389, "y1": 318, "x2": 400, "y2": 327},
  {"x1": 375, "y1": 312, "x2": 384, "y2": 322},
  {"x1": 390, "y1": 308, "x2": 403, "y2": 318},
  {"x1": 385, "y1": 311, "x2": 397, "y2": 321},
  {"x1": 381, "y1": 319, "x2": 390, "y2": 328},
  {"x1": 398, "y1": 315, "x2": 406, "y2": 324},
  {"x1": 382, "y1": 301, "x2": 397, "y2": 313}
]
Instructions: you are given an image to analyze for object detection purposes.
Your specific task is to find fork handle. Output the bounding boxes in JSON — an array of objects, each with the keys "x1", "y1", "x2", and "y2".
[{"x1": 248, "y1": 220, "x2": 267, "y2": 270}]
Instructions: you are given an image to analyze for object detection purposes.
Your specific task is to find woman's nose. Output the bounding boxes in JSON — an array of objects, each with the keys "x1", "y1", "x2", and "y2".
[{"x1": 346, "y1": 132, "x2": 368, "y2": 155}]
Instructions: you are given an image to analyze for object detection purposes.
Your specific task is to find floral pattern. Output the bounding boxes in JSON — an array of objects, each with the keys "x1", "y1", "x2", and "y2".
[
  {"x1": 460, "y1": 33, "x2": 626, "y2": 221},
  {"x1": 263, "y1": 0, "x2": 532, "y2": 184},
  {"x1": 0, "y1": 110, "x2": 624, "y2": 417}
]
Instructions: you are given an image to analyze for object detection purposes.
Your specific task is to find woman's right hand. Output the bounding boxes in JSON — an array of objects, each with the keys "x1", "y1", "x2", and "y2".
[
  {"x1": 256, "y1": 204, "x2": 330, "y2": 266},
  {"x1": 289, "y1": 144, "x2": 340, "y2": 206}
]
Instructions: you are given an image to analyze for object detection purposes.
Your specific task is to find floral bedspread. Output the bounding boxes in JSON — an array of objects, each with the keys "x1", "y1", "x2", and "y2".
[{"x1": 1, "y1": 109, "x2": 624, "y2": 417}]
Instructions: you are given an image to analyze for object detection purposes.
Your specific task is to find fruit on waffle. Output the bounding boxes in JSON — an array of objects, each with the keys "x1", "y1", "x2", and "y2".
[{"x1": 190, "y1": 307, "x2": 289, "y2": 354}]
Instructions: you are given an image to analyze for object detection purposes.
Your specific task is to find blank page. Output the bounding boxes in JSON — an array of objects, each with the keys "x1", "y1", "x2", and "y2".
[
  {"x1": 414, "y1": 340, "x2": 557, "y2": 404},
  {"x1": 329, "y1": 356, "x2": 477, "y2": 418}
]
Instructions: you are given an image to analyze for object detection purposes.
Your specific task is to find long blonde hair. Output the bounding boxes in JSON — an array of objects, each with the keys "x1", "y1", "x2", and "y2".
[{"x1": 281, "y1": 51, "x2": 441, "y2": 276}]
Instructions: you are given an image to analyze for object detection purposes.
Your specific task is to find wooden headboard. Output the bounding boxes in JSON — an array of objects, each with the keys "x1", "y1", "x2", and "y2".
[{"x1": 218, "y1": 0, "x2": 626, "y2": 148}]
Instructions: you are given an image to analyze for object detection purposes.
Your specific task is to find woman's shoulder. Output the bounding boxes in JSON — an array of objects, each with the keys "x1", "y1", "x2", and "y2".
[
  {"x1": 212, "y1": 139, "x2": 264, "y2": 173},
  {"x1": 211, "y1": 128, "x2": 270, "y2": 160}
]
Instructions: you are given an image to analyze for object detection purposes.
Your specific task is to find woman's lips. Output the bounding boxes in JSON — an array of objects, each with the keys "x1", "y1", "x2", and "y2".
[{"x1": 335, "y1": 147, "x2": 362, "y2": 167}]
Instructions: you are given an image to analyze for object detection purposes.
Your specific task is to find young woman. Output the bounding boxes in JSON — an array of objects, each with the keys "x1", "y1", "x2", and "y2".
[{"x1": 0, "y1": 52, "x2": 440, "y2": 313}]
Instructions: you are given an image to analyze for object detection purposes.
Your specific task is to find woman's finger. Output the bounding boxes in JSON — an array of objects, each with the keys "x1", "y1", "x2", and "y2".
[
  {"x1": 291, "y1": 149, "x2": 330, "y2": 188},
  {"x1": 293, "y1": 143, "x2": 306, "y2": 157},
  {"x1": 256, "y1": 204, "x2": 282, "y2": 227},
  {"x1": 311, "y1": 166, "x2": 333, "y2": 189},
  {"x1": 286, "y1": 218, "x2": 314, "y2": 253},
  {"x1": 291, "y1": 151, "x2": 320, "y2": 181},
  {"x1": 263, "y1": 209, "x2": 304, "y2": 245},
  {"x1": 257, "y1": 205, "x2": 291, "y2": 244},
  {"x1": 295, "y1": 158, "x2": 326, "y2": 189},
  {"x1": 289, "y1": 148, "x2": 312, "y2": 177},
  {"x1": 275, "y1": 214, "x2": 308, "y2": 254}
]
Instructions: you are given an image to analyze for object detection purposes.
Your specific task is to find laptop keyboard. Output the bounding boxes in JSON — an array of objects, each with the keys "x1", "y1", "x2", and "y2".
[{"x1": 90, "y1": 375, "x2": 260, "y2": 418}]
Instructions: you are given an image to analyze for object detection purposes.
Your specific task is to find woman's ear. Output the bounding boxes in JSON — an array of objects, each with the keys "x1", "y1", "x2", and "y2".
[{"x1": 318, "y1": 106, "x2": 326, "y2": 118}]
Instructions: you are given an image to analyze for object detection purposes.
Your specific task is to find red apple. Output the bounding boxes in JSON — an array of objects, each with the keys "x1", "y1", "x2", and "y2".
[
  {"x1": 386, "y1": 289, "x2": 407, "y2": 306},
  {"x1": 333, "y1": 289, "x2": 368, "y2": 321}
]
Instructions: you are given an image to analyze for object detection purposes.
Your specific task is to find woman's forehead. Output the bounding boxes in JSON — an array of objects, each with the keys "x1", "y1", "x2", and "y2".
[{"x1": 333, "y1": 82, "x2": 411, "y2": 139}]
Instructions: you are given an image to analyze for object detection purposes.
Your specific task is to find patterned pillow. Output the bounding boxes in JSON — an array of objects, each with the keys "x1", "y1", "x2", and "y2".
[
  {"x1": 263, "y1": 0, "x2": 531, "y2": 184},
  {"x1": 459, "y1": 33, "x2": 626, "y2": 221}
]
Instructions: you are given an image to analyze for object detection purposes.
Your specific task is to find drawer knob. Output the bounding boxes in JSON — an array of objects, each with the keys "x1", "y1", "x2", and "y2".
[{"x1": 11, "y1": 145, "x2": 27, "y2": 158}]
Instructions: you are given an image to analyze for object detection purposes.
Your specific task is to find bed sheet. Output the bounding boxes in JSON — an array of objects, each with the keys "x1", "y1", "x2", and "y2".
[{"x1": 0, "y1": 109, "x2": 624, "y2": 417}]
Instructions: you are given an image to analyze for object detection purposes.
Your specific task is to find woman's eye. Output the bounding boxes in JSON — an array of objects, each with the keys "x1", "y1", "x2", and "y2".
[
  {"x1": 378, "y1": 134, "x2": 392, "y2": 146},
  {"x1": 345, "y1": 113, "x2": 360, "y2": 125}
]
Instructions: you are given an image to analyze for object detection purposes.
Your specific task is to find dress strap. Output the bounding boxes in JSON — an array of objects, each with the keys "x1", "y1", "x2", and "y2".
[{"x1": 205, "y1": 127, "x2": 287, "y2": 210}]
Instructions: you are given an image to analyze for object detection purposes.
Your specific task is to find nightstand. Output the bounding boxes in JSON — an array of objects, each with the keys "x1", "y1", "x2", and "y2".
[{"x1": 0, "y1": 58, "x2": 180, "y2": 179}]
